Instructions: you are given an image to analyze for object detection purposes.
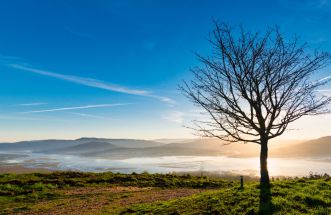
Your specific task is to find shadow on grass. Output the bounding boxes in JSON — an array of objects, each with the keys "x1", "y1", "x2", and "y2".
[{"x1": 259, "y1": 183, "x2": 273, "y2": 214}]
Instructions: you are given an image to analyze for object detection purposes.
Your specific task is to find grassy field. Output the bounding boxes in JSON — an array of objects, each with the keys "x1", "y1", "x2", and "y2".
[{"x1": 0, "y1": 171, "x2": 330, "y2": 214}]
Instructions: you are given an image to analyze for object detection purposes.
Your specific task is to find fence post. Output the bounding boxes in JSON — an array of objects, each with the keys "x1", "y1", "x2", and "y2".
[{"x1": 240, "y1": 176, "x2": 244, "y2": 188}]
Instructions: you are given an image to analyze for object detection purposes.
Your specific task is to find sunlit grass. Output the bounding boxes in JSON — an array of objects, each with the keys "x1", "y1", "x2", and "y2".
[{"x1": 0, "y1": 171, "x2": 330, "y2": 214}]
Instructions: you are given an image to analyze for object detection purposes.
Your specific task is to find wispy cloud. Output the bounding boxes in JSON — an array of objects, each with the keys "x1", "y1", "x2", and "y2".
[
  {"x1": 20, "y1": 103, "x2": 129, "y2": 114},
  {"x1": 9, "y1": 64, "x2": 175, "y2": 104},
  {"x1": 0, "y1": 55, "x2": 23, "y2": 63},
  {"x1": 317, "y1": 75, "x2": 331, "y2": 83},
  {"x1": 70, "y1": 112, "x2": 112, "y2": 120},
  {"x1": 315, "y1": 89, "x2": 331, "y2": 92},
  {"x1": 0, "y1": 115, "x2": 71, "y2": 122},
  {"x1": 162, "y1": 111, "x2": 185, "y2": 124},
  {"x1": 17, "y1": 102, "x2": 47, "y2": 106},
  {"x1": 162, "y1": 109, "x2": 208, "y2": 124},
  {"x1": 0, "y1": 115, "x2": 44, "y2": 121},
  {"x1": 10, "y1": 64, "x2": 149, "y2": 95},
  {"x1": 151, "y1": 95, "x2": 176, "y2": 105}
]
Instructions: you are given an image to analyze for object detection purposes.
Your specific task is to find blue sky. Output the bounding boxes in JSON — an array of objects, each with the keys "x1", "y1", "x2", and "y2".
[{"x1": 1, "y1": 0, "x2": 331, "y2": 141}]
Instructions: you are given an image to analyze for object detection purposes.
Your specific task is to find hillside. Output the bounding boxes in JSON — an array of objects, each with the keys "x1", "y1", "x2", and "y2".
[
  {"x1": 84, "y1": 144, "x2": 224, "y2": 158},
  {"x1": 271, "y1": 136, "x2": 331, "y2": 158},
  {"x1": 47, "y1": 141, "x2": 119, "y2": 155},
  {"x1": 76, "y1": 138, "x2": 165, "y2": 148},
  {"x1": 0, "y1": 138, "x2": 165, "y2": 153},
  {"x1": 0, "y1": 139, "x2": 80, "y2": 151},
  {"x1": 85, "y1": 136, "x2": 330, "y2": 158},
  {"x1": 0, "y1": 171, "x2": 330, "y2": 214},
  {"x1": 0, "y1": 136, "x2": 330, "y2": 159}
]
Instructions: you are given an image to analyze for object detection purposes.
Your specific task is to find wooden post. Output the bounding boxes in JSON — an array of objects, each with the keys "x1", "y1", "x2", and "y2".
[{"x1": 240, "y1": 176, "x2": 244, "y2": 188}]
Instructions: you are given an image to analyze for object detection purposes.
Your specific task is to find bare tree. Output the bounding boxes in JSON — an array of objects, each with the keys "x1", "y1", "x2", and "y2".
[{"x1": 180, "y1": 22, "x2": 331, "y2": 185}]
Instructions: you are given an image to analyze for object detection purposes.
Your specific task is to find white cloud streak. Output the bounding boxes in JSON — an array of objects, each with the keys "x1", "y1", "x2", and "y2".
[
  {"x1": 70, "y1": 112, "x2": 112, "y2": 120},
  {"x1": 9, "y1": 64, "x2": 175, "y2": 104},
  {"x1": 162, "y1": 109, "x2": 209, "y2": 124},
  {"x1": 150, "y1": 95, "x2": 176, "y2": 105},
  {"x1": 20, "y1": 103, "x2": 129, "y2": 114},
  {"x1": 162, "y1": 111, "x2": 185, "y2": 124},
  {"x1": 315, "y1": 89, "x2": 331, "y2": 92},
  {"x1": 316, "y1": 75, "x2": 331, "y2": 83},
  {"x1": 10, "y1": 64, "x2": 148, "y2": 95},
  {"x1": 0, "y1": 115, "x2": 72, "y2": 122},
  {"x1": 17, "y1": 102, "x2": 47, "y2": 106}
]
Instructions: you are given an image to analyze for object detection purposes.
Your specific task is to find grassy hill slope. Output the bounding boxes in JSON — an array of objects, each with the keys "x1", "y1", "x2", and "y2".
[{"x1": 0, "y1": 172, "x2": 330, "y2": 214}]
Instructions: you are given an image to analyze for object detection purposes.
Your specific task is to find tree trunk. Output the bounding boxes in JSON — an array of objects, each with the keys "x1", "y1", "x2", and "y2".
[{"x1": 260, "y1": 139, "x2": 270, "y2": 185}]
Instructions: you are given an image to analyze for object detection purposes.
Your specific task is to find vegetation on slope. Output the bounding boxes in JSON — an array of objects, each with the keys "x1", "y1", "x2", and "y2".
[
  {"x1": 0, "y1": 171, "x2": 330, "y2": 214},
  {"x1": 120, "y1": 176, "x2": 330, "y2": 214}
]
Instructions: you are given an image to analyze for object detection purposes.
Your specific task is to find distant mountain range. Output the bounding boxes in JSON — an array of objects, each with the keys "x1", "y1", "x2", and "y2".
[
  {"x1": 0, "y1": 136, "x2": 330, "y2": 159},
  {"x1": 270, "y1": 136, "x2": 331, "y2": 158},
  {"x1": 0, "y1": 138, "x2": 163, "y2": 151}
]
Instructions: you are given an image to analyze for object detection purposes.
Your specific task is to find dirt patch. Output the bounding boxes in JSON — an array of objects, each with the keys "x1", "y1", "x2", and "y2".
[
  {"x1": 20, "y1": 187, "x2": 204, "y2": 215},
  {"x1": 57, "y1": 186, "x2": 152, "y2": 196}
]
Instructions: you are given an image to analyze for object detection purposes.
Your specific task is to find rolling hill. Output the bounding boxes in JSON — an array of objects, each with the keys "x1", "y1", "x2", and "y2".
[
  {"x1": 0, "y1": 138, "x2": 165, "y2": 153},
  {"x1": 46, "y1": 141, "x2": 119, "y2": 155},
  {"x1": 270, "y1": 136, "x2": 331, "y2": 158},
  {"x1": 0, "y1": 136, "x2": 330, "y2": 159}
]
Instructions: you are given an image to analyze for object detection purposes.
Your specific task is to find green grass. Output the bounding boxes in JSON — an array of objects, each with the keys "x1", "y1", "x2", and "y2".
[
  {"x1": 0, "y1": 171, "x2": 231, "y2": 214},
  {"x1": 0, "y1": 171, "x2": 330, "y2": 214},
  {"x1": 0, "y1": 171, "x2": 231, "y2": 193},
  {"x1": 116, "y1": 177, "x2": 331, "y2": 215}
]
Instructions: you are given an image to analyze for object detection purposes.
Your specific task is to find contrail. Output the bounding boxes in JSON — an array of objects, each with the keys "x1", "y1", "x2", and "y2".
[
  {"x1": 10, "y1": 64, "x2": 175, "y2": 104},
  {"x1": 20, "y1": 103, "x2": 129, "y2": 114}
]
